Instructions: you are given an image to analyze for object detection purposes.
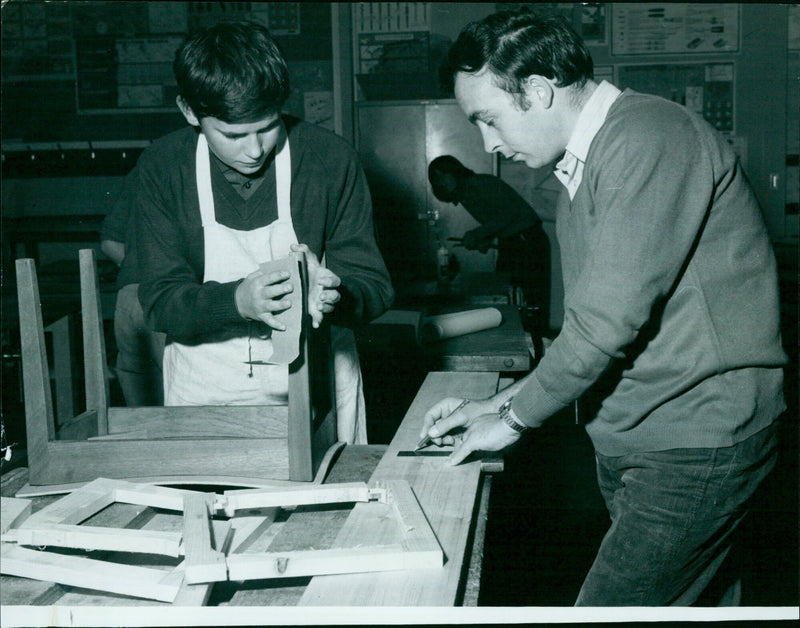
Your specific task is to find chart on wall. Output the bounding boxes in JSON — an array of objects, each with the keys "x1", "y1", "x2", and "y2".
[
  {"x1": 617, "y1": 62, "x2": 736, "y2": 134},
  {"x1": 611, "y1": 4, "x2": 739, "y2": 56},
  {"x1": 1, "y1": 1, "x2": 324, "y2": 121}
]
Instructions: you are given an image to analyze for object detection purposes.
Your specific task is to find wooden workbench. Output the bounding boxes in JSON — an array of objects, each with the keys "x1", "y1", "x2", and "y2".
[{"x1": 0, "y1": 372, "x2": 501, "y2": 626}]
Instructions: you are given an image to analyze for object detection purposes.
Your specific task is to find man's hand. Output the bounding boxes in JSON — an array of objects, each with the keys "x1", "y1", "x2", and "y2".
[
  {"x1": 291, "y1": 243, "x2": 342, "y2": 329},
  {"x1": 235, "y1": 268, "x2": 294, "y2": 330},
  {"x1": 461, "y1": 229, "x2": 493, "y2": 254},
  {"x1": 419, "y1": 397, "x2": 521, "y2": 465}
]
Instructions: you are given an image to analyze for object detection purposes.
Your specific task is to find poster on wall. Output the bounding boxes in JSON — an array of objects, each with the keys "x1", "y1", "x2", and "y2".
[
  {"x1": 496, "y1": 3, "x2": 606, "y2": 46},
  {"x1": 611, "y1": 4, "x2": 739, "y2": 55},
  {"x1": 353, "y1": 2, "x2": 430, "y2": 33},
  {"x1": 617, "y1": 62, "x2": 735, "y2": 133}
]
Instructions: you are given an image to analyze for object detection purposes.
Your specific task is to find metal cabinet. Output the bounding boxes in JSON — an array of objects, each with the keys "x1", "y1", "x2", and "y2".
[{"x1": 356, "y1": 100, "x2": 495, "y2": 282}]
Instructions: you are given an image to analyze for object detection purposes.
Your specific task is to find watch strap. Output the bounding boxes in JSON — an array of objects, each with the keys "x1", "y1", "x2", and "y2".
[{"x1": 499, "y1": 398, "x2": 530, "y2": 434}]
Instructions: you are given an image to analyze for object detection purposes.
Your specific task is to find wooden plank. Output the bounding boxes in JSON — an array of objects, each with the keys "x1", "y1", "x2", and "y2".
[
  {"x1": 30, "y1": 438, "x2": 291, "y2": 486},
  {"x1": 106, "y1": 406, "x2": 289, "y2": 439},
  {"x1": 0, "y1": 543, "x2": 180, "y2": 603},
  {"x1": 13, "y1": 524, "x2": 182, "y2": 557},
  {"x1": 20, "y1": 478, "x2": 120, "y2": 527},
  {"x1": 222, "y1": 482, "x2": 371, "y2": 515},
  {"x1": 182, "y1": 494, "x2": 227, "y2": 584},
  {"x1": 227, "y1": 544, "x2": 440, "y2": 581},
  {"x1": 112, "y1": 481, "x2": 211, "y2": 513},
  {"x1": 301, "y1": 371, "x2": 500, "y2": 606},
  {"x1": 1, "y1": 496, "x2": 33, "y2": 534},
  {"x1": 383, "y1": 480, "x2": 442, "y2": 557}
]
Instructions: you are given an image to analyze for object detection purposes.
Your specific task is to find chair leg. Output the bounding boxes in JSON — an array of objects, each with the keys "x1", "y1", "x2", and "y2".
[
  {"x1": 15, "y1": 258, "x2": 56, "y2": 475},
  {"x1": 79, "y1": 249, "x2": 110, "y2": 436}
]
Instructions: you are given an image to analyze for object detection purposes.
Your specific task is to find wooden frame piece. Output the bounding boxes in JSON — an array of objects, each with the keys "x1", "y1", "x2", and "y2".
[
  {"x1": 4, "y1": 478, "x2": 215, "y2": 557},
  {"x1": 0, "y1": 543, "x2": 185, "y2": 603},
  {"x1": 224, "y1": 479, "x2": 443, "y2": 582},
  {"x1": 0, "y1": 479, "x2": 233, "y2": 603},
  {"x1": 3, "y1": 478, "x2": 442, "y2": 591},
  {"x1": 16, "y1": 249, "x2": 338, "y2": 486}
]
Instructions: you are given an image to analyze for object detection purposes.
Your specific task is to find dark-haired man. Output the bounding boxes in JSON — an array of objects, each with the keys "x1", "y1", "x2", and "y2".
[
  {"x1": 428, "y1": 154, "x2": 550, "y2": 316},
  {"x1": 419, "y1": 11, "x2": 786, "y2": 605},
  {"x1": 130, "y1": 21, "x2": 393, "y2": 443}
]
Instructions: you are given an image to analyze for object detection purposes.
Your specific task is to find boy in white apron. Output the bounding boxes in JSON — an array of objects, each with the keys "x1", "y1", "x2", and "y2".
[{"x1": 130, "y1": 21, "x2": 394, "y2": 444}]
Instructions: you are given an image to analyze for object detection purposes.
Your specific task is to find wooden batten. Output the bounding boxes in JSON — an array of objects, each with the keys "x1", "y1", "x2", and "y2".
[
  {"x1": 0, "y1": 543, "x2": 181, "y2": 603},
  {"x1": 14, "y1": 524, "x2": 183, "y2": 557},
  {"x1": 223, "y1": 482, "x2": 372, "y2": 515},
  {"x1": 182, "y1": 494, "x2": 228, "y2": 584},
  {"x1": 226, "y1": 544, "x2": 440, "y2": 581}
]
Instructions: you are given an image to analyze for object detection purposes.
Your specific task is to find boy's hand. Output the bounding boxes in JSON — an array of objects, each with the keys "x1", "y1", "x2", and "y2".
[
  {"x1": 291, "y1": 243, "x2": 341, "y2": 328},
  {"x1": 235, "y1": 268, "x2": 294, "y2": 330}
]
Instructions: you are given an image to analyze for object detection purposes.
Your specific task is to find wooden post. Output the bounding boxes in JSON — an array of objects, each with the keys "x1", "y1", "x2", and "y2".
[{"x1": 79, "y1": 248, "x2": 109, "y2": 436}]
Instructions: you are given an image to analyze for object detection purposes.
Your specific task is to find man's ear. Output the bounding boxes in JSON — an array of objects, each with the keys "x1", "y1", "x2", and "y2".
[
  {"x1": 523, "y1": 76, "x2": 554, "y2": 109},
  {"x1": 176, "y1": 96, "x2": 200, "y2": 126}
]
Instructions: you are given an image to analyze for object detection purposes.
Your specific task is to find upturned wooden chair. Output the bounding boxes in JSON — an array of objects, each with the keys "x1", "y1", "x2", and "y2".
[{"x1": 15, "y1": 249, "x2": 338, "y2": 487}]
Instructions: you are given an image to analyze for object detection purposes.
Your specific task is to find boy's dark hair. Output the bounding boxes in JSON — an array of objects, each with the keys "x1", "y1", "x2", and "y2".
[
  {"x1": 174, "y1": 20, "x2": 290, "y2": 122},
  {"x1": 440, "y1": 10, "x2": 593, "y2": 107}
]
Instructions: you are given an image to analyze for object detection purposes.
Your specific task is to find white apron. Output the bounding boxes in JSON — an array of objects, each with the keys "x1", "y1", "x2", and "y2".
[{"x1": 163, "y1": 128, "x2": 367, "y2": 444}]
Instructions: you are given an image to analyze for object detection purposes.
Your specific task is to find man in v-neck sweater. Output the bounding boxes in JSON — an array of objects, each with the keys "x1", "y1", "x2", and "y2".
[{"x1": 418, "y1": 10, "x2": 787, "y2": 606}]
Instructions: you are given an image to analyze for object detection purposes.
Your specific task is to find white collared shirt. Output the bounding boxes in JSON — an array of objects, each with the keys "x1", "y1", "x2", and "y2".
[{"x1": 554, "y1": 81, "x2": 622, "y2": 200}]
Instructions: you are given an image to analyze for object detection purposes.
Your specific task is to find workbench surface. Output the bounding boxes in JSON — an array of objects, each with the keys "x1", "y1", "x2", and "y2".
[{"x1": 0, "y1": 372, "x2": 500, "y2": 625}]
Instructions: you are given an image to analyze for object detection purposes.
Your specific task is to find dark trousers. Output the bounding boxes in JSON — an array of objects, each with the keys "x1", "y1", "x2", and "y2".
[
  {"x1": 114, "y1": 283, "x2": 165, "y2": 406},
  {"x1": 576, "y1": 422, "x2": 779, "y2": 606}
]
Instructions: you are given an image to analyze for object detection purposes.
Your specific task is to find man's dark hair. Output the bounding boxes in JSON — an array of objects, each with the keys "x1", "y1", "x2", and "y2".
[
  {"x1": 428, "y1": 155, "x2": 473, "y2": 182},
  {"x1": 174, "y1": 20, "x2": 290, "y2": 122},
  {"x1": 440, "y1": 10, "x2": 593, "y2": 103}
]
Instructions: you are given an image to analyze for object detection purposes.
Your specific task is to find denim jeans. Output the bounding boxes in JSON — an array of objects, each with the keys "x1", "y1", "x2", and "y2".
[{"x1": 575, "y1": 422, "x2": 778, "y2": 606}]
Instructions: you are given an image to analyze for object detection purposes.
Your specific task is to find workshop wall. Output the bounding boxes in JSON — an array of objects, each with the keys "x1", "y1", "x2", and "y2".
[
  {"x1": 1, "y1": 3, "x2": 796, "y2": 300},
  {"x1": 348, "y1": 3, "x2": 796, "y2": 330},
  {"x1": 1, "y1": 1, "x2": 334, "y2": 266}
]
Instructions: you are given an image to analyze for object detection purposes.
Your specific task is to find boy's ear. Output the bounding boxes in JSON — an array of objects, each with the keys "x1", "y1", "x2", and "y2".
[{"x1": 176, "y1": 96, "x2": 200, "y2": 126}]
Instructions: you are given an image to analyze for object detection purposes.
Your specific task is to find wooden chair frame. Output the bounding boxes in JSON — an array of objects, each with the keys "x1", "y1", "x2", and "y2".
[
  {"x1": 16, "y1": 249, "x2": 338, "y2": 486},
  {"x1": 1, "y1": 477, "x2": 443, "y2": 595}
]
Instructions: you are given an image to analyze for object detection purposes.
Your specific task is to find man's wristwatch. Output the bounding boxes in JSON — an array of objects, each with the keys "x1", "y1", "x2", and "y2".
[{"x1": 498, "y1": 398, "x2": 531, "y2": 434}]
